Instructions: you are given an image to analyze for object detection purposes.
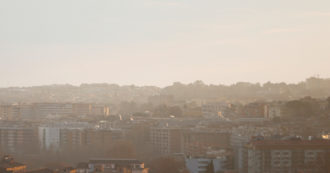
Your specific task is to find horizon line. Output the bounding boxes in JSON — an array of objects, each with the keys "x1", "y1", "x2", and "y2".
[{"x1": 1, "y1": 76, "x2": 328, "y2": 89}]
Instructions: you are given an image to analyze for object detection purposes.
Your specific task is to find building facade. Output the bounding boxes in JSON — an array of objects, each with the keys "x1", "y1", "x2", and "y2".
[
  {"x1": 88, "y1": 158, "x2": 148, "y2": 173},
  {"x1": 150, "y1": 128, "x2": 183, "y2": 155},
  {"x1": 244, "y1": 139, "x2": 330, "y2": 173}
]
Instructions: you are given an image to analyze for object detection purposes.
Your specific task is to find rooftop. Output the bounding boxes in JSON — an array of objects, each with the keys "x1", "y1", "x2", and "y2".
[
  {"x1": 249, "y1": 139, "x2": 330, "y2": 149},
  {"x1": 89, "y1": 158, "x2": 142, "y2": 165}
]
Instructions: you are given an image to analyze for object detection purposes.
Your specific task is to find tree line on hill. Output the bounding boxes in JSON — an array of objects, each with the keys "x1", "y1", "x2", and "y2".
[{"x1": 0, "y1": 77, "x2": 329, "y2": 104}]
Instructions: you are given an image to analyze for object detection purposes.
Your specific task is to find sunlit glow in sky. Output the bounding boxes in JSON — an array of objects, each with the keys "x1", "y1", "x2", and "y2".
[{"x1": 0, "y1": 0, "x2": 329, "y2": 87}]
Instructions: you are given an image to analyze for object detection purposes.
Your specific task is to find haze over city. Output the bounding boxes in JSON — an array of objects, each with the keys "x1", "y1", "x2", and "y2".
[
  {"x1": 1, "y1": 1, "x2": 330, "y2": 173},
  {"x1": 1, "y1": 0, "x2": 330, "y2": 87}
]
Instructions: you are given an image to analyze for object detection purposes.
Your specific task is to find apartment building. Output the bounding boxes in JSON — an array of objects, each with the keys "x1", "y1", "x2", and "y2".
[
  {"x1": 150, "y1": 128, "x2": 183, "y2": 155},
  {"x1": 0, "y1": 122, "x2": 39, "y2": 154},
  {"x1": 0, "y1": 105, "x2": 20, "y2": 120},
  {"x1": 38, "y1": 123, "x2": 122, "y2": 152},
  {"x1": 244, "y1": 139, "x2": 330, "y2": 173},
  {"x1": 34, "y1": 103, "x2": 73, "y2": 117}
]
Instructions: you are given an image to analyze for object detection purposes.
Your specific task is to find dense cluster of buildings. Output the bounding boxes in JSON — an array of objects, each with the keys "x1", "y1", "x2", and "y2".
[
  {"x1": 0, "y1": 155, "x2": 148, "y2": 173},
  {"x1": 0, "y1": 103, "x2": 110, "y2": 120},
  {"x1": 0, "y1": 100, "x2": 329, "y2": 173},
  {"x1": 0, "y1": 121, "x2": 123, "y2": 155}
]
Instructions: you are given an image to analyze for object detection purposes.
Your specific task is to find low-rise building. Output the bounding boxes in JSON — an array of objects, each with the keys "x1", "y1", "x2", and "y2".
[
  {"x1": 185, "y1": 157, "x2": 225, "y2": 173},
  {"x1": 264, "y1": 104, "x2": 282, "y2": 120},
  {"x1": 88, "y1": 158, "x2": 148, "y2": 173},
  {"x1": 202, "y1": 103, "x2": 229, "y2": 118},
  {"x1": 0, "y1": 155, "x2": 26, "y2": 173},
  {"x1": 76, "y1": 163, "x2": 89, "y2": 173},
  {"x1": 183, "y1": 130, "x2": 230, "y2": 156}
]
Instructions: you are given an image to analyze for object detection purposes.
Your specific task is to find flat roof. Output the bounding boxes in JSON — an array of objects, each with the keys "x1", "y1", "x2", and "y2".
[
  {"x1": 89, "y1": 158, "x2": 142, "y2": 165},
  {"x1": 249, "y1": 139, "x2": 330, "y2": 149}
]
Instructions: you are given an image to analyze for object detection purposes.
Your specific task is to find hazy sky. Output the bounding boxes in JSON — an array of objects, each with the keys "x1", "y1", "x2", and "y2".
[{"x1": 0, "y1": 0, "x2": 329, "y2": 87}]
